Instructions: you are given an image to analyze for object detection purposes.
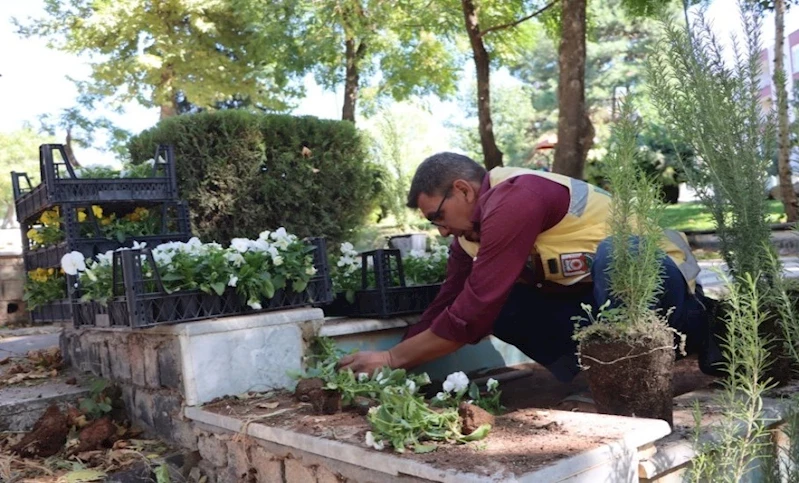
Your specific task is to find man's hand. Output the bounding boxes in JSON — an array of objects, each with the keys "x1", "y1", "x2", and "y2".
[{"x1": 338, "y1": 351, "x2": 393, "y2": 375}]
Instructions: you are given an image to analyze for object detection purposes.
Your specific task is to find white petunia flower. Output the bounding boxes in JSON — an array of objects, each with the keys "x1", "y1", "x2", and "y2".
[
  {"x1": 131, "y1": 240, "x2": 147, "y2": 250},
  {"x1": 272, "y1": 255, "x2": 284, "y2": 266},
  {"x1": 405, "y1": 380, "x2": 416, "y2": 393},
  {"x1": 230, "y1": 238, "x2": 251, "y2": 253},
  {"x1": 247, "y1": 300, "x2": 262, "y2": 310},
  {"x1": 228, "y1": 276, "x2": 238, "y2": 287},
  {"x1": 487, "y1": 378, "x2": 499, "y2": 391},
  {"x1": 364, "y1": 431, "x2": 384, "y2": 450},
  {"x1": 258, "y1": 230, "x2": 271, "y2": 241},
  {"x1": 61, "y1": 251, "x2": 87, "y2": 275},
  {"x1": 358, "y1": 373, "x2": 369, "y2": 382},
  {"x1": 442, "y1": 371, "x2": 469, "y2": 394},
  {"x1": 271, "y1": 227, "x2": 288, "y2": 240},
  {"x1": 435, "y1": 392, "x2": 449, "y2": 401},
  {"x1": 305, "y1": 266, "x2": 318, "y2": 276}
]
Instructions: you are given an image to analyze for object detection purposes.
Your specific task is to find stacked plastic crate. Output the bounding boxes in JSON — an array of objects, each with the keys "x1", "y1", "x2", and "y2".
[{"x1": 12, "y1": 144, "x2": 190, "y2": 325}]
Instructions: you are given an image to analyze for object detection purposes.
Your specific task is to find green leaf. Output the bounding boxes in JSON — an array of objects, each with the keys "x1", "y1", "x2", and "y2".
[
  {"x1": 468, "y1": 382, "x2": 480, "y2": 401},
  {"x1": 461, "y1": 424, "x2": 491, "y2": 442},
  {"x1": 293, "y1": 280, "x2": 307, "y2": 293},
  {"x1": 413, "y1": 443, "x2": 437, "y2": 453},
  {"x1": 155, "y1": 464, "x2": 171, "y2": 483},
  {"x1": 64, "y1": 469, "x2": 107, "y2": 482},
  {"x1": 210, "y1": 282, "x2": 225, "y2": 296}
]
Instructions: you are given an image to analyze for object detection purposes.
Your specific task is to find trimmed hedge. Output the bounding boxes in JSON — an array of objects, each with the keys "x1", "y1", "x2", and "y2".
[{"x1": 128, "y1": 111, "x2": 384, "y2": 245}]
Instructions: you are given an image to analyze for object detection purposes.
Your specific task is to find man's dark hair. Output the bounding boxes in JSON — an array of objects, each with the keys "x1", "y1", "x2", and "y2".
[{"x1": 406, "y1": 152, "x2": 487, "y2": 208}]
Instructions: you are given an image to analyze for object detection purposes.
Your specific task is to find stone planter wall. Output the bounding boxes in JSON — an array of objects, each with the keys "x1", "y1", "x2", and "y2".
[{"x1": 60, "y1": 307, "x2": 325, "y2": 450}]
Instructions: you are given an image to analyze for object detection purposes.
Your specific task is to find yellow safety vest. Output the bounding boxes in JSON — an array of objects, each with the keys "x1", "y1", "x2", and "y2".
[{"x1": 457, "y1": 167, "x2": 699, "y2": 292}]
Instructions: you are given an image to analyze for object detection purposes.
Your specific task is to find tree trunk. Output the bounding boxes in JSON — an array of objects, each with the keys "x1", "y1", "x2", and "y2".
[
  {"x1": 159, "y1": 65, "x2": 178, "y2": 120},
  {"x1": 461, "y1": 0, "x2": 503, "y2": 170},
  {"x1": 64, "y1": 128, "x2": 80, "y2": 168},
  {"x1": 553, "y1": 0, "x2": 593, "y2": 180},
  {"x1": 342, "y1": 38, "x2": 366, "y2": 123},
  {"x1": 775, "y1": 0, "x2": 799, "y2": 222}
]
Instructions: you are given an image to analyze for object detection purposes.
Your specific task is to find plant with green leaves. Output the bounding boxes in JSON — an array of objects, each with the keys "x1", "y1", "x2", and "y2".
[
  {"x1": 79, "y1": 379, "x2": 114, "y2": 420},
  {"x1": 687, "y1": 274, "x2": 777, "y2": 482},
  {"x1": 402, "y1": 244, "x2": 449, "y2": 286},
  {"x1": 294, "y1": 338, "x2": 493, "y2": 452},
  {"x1": 573, "y1": 98, "x2": 671, "y2": 344},
  {"x1": 330, "y1": 242, "x2": 363, "y2": 303},
  {"x1": 23, "y1": 268, "x2": 66, "y2": 310},
  {"x1": 646, "y1": 5, "x2": 777, "y2": 283},
  {"x1": 366, "y1": 383, "x2": 491, "y2": 454},
  {"x1": 431, "y1": 371, "x2": 504, "y2": 415}
]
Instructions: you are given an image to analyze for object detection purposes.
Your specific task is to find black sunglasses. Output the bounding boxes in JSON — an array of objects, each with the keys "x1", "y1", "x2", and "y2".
[{"x1": 428, "y1": 186, "x2": 452, "y2": 227}]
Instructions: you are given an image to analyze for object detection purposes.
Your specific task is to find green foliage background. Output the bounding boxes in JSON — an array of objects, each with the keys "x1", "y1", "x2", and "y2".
[{"x1": 128, "y1": 111, "x2": 384, "y2": 245}]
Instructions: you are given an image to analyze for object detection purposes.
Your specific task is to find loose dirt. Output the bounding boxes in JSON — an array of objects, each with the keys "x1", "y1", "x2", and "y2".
[{"x1": 202, "y1": 356, "x2": 717, "y2": 478}]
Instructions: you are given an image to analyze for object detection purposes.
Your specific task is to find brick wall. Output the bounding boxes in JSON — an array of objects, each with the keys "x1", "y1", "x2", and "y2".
[
  {"x1": 192, "y1": 423, "x2": 429, "y2": 483},
  {"x1": 61, "y1": 327, "x2": 198, "y2": 450}
]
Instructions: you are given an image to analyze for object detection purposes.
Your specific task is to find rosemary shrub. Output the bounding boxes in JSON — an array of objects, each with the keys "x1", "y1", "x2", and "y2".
[
  {"x1": 646, "y1": 4, "x2": 777, "y2": 283},
  {"x1": 574, "y1": 99, "x2": 671, "y2": 344}
]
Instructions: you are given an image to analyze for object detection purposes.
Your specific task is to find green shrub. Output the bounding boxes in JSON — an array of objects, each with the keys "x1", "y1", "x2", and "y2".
[{"x1": 128, "y1": 111, "x2": 385, "y2": 245}]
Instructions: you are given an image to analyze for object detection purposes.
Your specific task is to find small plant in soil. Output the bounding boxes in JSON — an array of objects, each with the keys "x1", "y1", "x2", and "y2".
[
  {"x1": 573, "y1": 99, "x2": 681, "y2": 425},
  {"x1": 293, "y1": 337, "x2": 495, "y2": 453},
  {"x1": 687, "y1": 274, "x2": 777, "y2": 482},
  {"x1": 431, "y1": 372, "x2": 503, "y2": 415}
]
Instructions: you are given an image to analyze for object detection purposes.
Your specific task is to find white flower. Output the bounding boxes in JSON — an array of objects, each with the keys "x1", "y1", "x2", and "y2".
[
  {"x1": 375, "y1": 371, "x2": 385, "y2": 384},
  {"x1": 85, "y1": 270, "x2": 98, "y2": 282},
  {"x1": 272, "y1": 256, "x2": 284, "y2": 266},
  {"x1": 435, "y1": 392, "x2": 449, "y2": 401},
  {"x1": 61, "y1": 251, "x2": 86, "y2": 275},
  {"x1": 228, "y1": 276, "x2": 238, "y2": 287},
  {"x1": 258, "y1": 230, "x2": 271, "y2": 241},
  {"x1": 230, "y1": 238, "x2": 251, "y2": 253},
  {"x1": 358, "y1": 373, "x2": 369, "y2": 382},
  {"x1": 418, "y1": 373, "x2": 431, "y2": 385},
  {"x1": 442, "y1": 371, "x2": 469, "y2": 394},
  {"x1": 365, "y1": 431, "x2": 384, "y2": 450},
  {"x1": 487, "y1": 378, "x2": 499, "y2": 391},
  {"x1": 271, "y1": 227, "x2": 288, "y2": 241},
  {"x1": 225, "y1": 252, "x2": 245, "y2": 267},
  {"x1": 131, "y1": 240, "x2": 147, "y2": 250},
  {"x1": 305, "y1": 266, "x2": 317, "y2": 276},
  {"x1": 247, "y1": 300, "x2": 262, "y2": 310},
  {"x1": 405, "y1": 380, "x2": 416, "y2": 393}
]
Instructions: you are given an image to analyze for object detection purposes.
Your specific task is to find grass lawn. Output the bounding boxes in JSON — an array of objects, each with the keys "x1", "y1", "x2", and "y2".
[{"x1": 662, "y1": 201, "x2": 787, "y2": 232}]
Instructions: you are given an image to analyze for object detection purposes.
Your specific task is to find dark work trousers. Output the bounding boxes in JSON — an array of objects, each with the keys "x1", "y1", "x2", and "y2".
[{"x1": 491, "y1": 237, "x2": 708, "y2": 383}]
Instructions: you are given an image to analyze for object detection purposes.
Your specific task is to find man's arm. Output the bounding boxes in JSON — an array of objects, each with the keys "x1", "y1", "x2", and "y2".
[{"x1": 403, "y1": 240, "x2": 473, "y2": 340}]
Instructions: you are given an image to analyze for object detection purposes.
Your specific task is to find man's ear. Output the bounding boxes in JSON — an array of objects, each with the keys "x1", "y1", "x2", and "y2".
[{"x1": 452, "y1": 179, "x2": 477, "y2": 203}]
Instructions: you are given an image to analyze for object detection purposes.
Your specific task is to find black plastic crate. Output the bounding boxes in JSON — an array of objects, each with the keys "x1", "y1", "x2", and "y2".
[
  {"x1": 22, "y1": 201, "x2": 192, "y2": 271},
  {"x1": 325, "y1": 284, "x2": 442, "y2": 319},
  {"x1": 12, "y1": 144, "x2": 179, "y2": 224},
  {"x1": 30, "y1": 298, "x2": 72, "y2": 325},
  {"x1": 73, "y1": 237, "x2": 332, "y2": 328},
  {"x1": 324, "y1": 248, "x2": 442, "y2": 319}
]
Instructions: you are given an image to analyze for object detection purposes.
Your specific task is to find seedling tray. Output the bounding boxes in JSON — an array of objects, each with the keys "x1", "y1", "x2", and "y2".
[
  {"x1": 22, "y1": 201, "x2": 192, "y2": 271},
  {"x1": 12, "y1": 144, "x2": 179, "y2": 223},
  {"x1": 72, "y1": 238, "x2": 333, "y2": 328}
]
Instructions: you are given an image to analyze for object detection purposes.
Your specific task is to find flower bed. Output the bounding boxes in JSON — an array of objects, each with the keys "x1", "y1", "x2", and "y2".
[
  {"x1": 326, "y1": 243, "x2": 445, "y2": 318},
  {"x1": 69, "y1": 231, "x2": 332, "y2": 328},
  {"x1": 12, "y1": 144, "x2": 178, "y2": 223}
]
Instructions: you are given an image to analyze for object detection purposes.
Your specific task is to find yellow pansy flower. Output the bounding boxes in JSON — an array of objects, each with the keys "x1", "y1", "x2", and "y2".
[
  {"x1": 38, "y1": 209, "x2": 60, "y2": 226},
  {"x1": 26, "y1": 228, "x2": 43, "y2": 244},
  {"x1": 29, "y1": 268, "x2": 49, "y2": 283},
  {"x1": 101, "y1": 214, "x2": 115, "y2": 226}
]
